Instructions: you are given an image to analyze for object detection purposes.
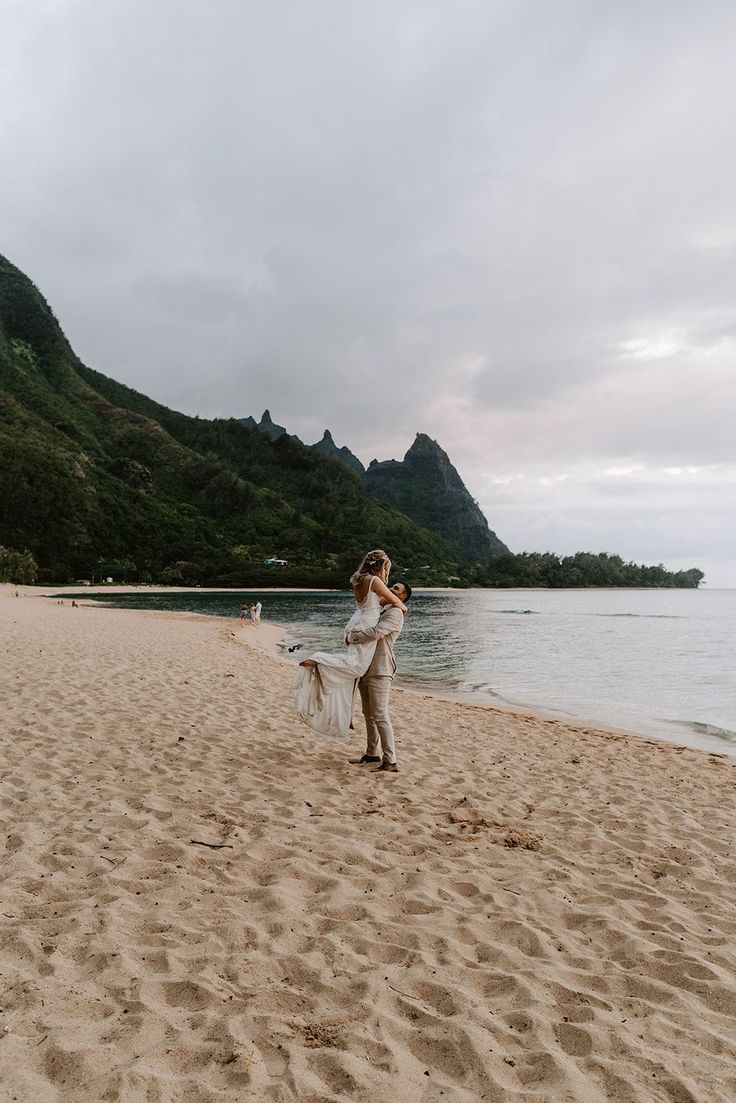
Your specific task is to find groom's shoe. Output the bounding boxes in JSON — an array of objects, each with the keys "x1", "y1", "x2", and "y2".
[
  {"x1": 348, "y1": 754, "x2": 382, "y2": 765},
  {"x1": 375, "y1": 759, "x2": 399, "y2": 773}
]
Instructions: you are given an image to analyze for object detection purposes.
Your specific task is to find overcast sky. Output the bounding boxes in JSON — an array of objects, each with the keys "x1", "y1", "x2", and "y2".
[{"x1": 2, "y1": 0, "x2": 734, "y2": 583}]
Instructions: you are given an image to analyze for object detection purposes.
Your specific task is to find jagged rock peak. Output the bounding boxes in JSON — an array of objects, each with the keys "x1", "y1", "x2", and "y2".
[
  {"x1": 239, "y1": 410, "x2": 289, "y2": 439},
  {"x1": 312, "y1": 429, "x2": 365, "y2": 476},
  {"x1": 364, "y1": 432, "x2": 509, "y2": 563},
  {"x1": 257, "y1": 409, "x2": 288, "y2": 438},
  {"x1": 409, "y1": 432, "x2": 437, "y2": 450}
]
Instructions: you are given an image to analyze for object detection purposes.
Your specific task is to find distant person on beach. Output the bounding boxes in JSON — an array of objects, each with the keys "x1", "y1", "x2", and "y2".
[
  {"x1": 239, "y1": 603, "x2": 249, "y2": 622},
  {"x1": 293, "y1": 550, "x2": 407, "y2": 747},
  {"x1": 254, "y1": 600, "x2": 262, "y2": 624},
  {"x1": 348, "y1": 581, "x2": 411, "y2": 773}
]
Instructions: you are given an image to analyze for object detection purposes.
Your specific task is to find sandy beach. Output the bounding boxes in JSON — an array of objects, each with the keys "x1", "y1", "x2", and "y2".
[{"x1": 1, "y1": 586, "x2": 735, "y2": 1102}]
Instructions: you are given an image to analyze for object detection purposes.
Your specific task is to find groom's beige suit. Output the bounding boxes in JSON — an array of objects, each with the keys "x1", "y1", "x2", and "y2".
[{"x1": 350, "y1": 606, "x2": 404, "y2": 765}]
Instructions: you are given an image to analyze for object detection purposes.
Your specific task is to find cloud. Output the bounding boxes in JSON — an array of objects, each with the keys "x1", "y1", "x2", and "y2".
[{"x1": 1, "y1": 0, "x2": 735, "y2": 578}]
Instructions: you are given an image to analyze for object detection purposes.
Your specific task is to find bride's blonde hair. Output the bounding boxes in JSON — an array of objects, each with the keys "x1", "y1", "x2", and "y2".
[{"x1": 350, "y1": 549, "x2": 391, "y2": 589}]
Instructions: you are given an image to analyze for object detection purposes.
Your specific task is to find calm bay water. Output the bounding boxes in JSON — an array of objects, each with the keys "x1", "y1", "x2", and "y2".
[{"x1": 72, "y1": 588, "x2": 736, "y2": 755}]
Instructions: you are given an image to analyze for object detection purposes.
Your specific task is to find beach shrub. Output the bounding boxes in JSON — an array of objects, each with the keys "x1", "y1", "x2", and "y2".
[{"x1": 0, "y1": 545, "x2": 38, "y2": 584}]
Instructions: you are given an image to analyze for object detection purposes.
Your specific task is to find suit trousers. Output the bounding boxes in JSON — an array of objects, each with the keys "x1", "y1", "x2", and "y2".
[{"x1": 358, "y1": 674, "x2": 396, "y2": 764}]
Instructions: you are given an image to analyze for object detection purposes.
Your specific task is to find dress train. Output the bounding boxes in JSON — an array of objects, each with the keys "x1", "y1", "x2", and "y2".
[{"x1": 292, "y1": 588, "x2": 381, "y2": 737}]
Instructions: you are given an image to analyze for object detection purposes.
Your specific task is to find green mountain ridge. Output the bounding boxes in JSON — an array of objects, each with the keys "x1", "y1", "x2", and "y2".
[
  {"x1": 0, "y1": 255, "x2": 455, "y2": 584},
  {"x1": 240, "y1": 412, "x2": 509, "y2": 561}
]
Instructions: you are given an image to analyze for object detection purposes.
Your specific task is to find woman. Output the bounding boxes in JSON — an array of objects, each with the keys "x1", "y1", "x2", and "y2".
[{"x1": 293, "y1": 549, "x2": 408, "y2": 737}]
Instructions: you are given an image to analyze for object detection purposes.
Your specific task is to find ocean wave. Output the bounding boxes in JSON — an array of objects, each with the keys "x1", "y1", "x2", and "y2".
[
  {"x1": 498, "y1": 609, "x2": 538, "y2": 615},
  {"x1": 460, "y1": 682, "x2": 507, "y2": 699},
  {"x1": 686, "y1": 721, "x2": 736, "y2": 742},
  {"x1": 456, "y1": 682, "x2": 534, "y2": 707},
  {"x1": 596, "y1": 613, "x2": 686, "y2": 619}
]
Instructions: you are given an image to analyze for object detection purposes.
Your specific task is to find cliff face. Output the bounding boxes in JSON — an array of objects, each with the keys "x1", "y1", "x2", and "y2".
[
  {"x1": 312, "y1": 430, "x2": 365, "y2": 476},
  {"x1": 365, "y1": 433, "x2": 509, "y2": 563}
]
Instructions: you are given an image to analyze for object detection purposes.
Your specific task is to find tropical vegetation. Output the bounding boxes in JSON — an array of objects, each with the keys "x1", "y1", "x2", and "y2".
[
  {"x1": 0, "y1": 255, "x2": 452, "y2": 585},
  {"x1": 478, "y1": 552, "x2": 702, "y2": 589},
  {"x1": 0, "y1": 544, "x2": 38, "y2": 584}
]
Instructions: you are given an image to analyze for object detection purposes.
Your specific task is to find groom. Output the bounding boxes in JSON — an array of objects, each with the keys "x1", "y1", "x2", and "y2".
[{"x1": 348, "y1": 580, "x2": 412, "y2": 773}]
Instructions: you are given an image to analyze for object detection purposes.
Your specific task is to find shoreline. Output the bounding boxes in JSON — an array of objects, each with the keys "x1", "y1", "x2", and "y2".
[
  {"x1": 34, "y1": 582, "x2": 735, "y2": 594},
  {"x1": 37, "y1": 585, "x2": 736, "y2": 759},
  {"x1": 240, "y1": 615, "x2": 736, "y2": 760},
  {"x1": 2, "y1": 583, "x2": 735, "y2": 1100}
]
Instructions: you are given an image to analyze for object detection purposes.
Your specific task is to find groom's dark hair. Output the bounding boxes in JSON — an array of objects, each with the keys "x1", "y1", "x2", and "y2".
[{"x1": 395, "y1": 580, "x2": 412, "y2": 601}]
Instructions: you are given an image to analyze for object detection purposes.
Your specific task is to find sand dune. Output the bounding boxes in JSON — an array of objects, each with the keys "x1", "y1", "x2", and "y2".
[{"x1": 1, "y1": 585, "x2": 735, "y2": 1101}]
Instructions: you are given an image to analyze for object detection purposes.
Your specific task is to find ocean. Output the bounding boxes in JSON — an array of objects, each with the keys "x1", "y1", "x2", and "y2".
[{"x1": 71, "y1": 587, "x2": 736, "y2": 756}]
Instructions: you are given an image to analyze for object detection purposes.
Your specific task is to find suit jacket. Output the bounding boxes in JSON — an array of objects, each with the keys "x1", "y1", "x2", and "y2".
[{"x1": 351, "y1": 605, "x2": 405, "y2": 677}]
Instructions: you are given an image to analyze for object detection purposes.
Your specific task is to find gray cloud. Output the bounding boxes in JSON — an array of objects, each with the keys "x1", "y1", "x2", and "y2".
[{"x1": 1, "y1": 0, "x2": 735, "y2": 581}]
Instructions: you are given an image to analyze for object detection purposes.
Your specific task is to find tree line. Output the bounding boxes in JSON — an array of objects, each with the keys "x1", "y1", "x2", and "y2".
[{"x1": 471, "y1": 551, "x2": 703, "y2": 589}]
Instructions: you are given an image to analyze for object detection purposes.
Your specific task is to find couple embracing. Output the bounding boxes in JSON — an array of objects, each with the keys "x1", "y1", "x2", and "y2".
[{"x1": 292, "y1": 550, "x2": 412, "y2": 771}]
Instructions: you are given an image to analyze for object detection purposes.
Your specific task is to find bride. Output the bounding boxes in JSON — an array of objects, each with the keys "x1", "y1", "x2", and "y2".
[{"x1": 292, "y1": 549, "x2": 408, "y2": 737}]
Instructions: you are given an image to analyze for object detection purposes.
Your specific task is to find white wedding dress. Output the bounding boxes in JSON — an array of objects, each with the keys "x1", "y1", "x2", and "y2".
[{"x1": 292, "y1": 581, "x2": 382, "y2": 737}]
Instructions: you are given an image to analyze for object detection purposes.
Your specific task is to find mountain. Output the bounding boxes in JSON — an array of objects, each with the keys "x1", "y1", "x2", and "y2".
[
  {"x1": 0, "y1": 255, "x2": 454, "y2": 584},
  {"x1": 241, "y1": 415, "x2": 509, "y2": 562},
  {"x1": 312, "y1": 430, "x2": 365, "y2": 476},
  {"x1": 241, "y1": 415, "x2": 365, "y2": 475},
  {"x1": 239, "y1": 409, "x2": 290, "y2": 439},
  {"x1": 365, "y1": 434, "x2": 510, "y2": 563}
]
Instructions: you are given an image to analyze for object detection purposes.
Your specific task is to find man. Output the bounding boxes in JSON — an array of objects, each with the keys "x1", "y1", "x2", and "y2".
[{"x1": 348, "y1": 580, "x2": 412, "y2": 773}]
